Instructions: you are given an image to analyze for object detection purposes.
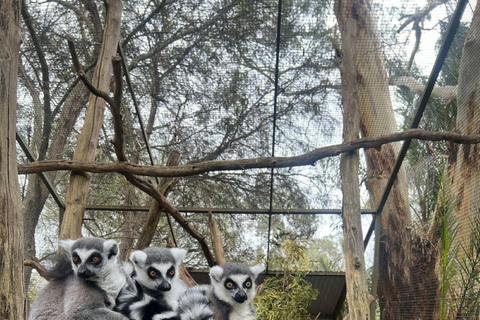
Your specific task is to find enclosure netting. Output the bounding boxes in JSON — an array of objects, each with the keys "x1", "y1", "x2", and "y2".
[{"x1": 16, "y1": 0, "x2": 479, "y2": 318}]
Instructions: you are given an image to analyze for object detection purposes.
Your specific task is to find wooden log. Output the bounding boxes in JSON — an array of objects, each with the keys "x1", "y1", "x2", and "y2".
[
  {"x1": 0, "y1": 0, "x2": 25, "y2": 318},
  {"x1": 18, "y1": 129, "x2": 480, "y2": 177},
  {"x1": 338, "y1": 18, "x2": 370, "y2": 320},
  {"x1": 208, "y1": 211, "x2": 226, "y2": 265},
  {"x1": 59, "y1": 0, "x2": 123, "y2": 241}
]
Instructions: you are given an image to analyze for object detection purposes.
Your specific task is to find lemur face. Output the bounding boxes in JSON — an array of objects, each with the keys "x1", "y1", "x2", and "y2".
[
  {"x1": 130, "y1": 247, "x2": 186, "y2": 294},
  {"x1": 210, "y1": 263, "x2": 264, "y2": 304},
  {"x1": 60, "y1": 238, "x2": 119, "y2": 281}
]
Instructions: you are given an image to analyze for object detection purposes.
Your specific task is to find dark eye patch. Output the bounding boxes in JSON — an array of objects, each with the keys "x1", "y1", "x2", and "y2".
[
  {"x1": 243, "y1": 277, "x2": 253, "y2": 289},
  {"x1": 224, "y1": 278, "x2": 236, "y2": 290},
  {"x1": 88, "y1": 253, "x2": 102, "y2": 264},
  {"x1": 72, "y1": 253, "x2": 81, "y2": 265},
  {"x1": 148, "y1": 267, "x2": 159, "y2": 278},
  {"x1": 167, "y1": 266, "x2": 175, "y2": 278}
]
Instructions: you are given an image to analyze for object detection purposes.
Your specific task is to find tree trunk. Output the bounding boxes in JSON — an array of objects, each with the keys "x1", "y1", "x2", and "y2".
[
  {"x1": 23, "y1": 84, "x2": 89, "y2": 292},
  {"x1": 334, "y1": 1, "x2": 438, "y2": 318},
  {"x1": 0, "y1": 0, "x2": 25, "y2": 318},
  {"x1": 338, "y1": 18, "x2": 370, "y2": 320},
  {"x1": 449, "y1": 0, "x2": 480, "y2": 252},
  {"x1": 60, "y1": 0, "x2": 123, "y2": 241}
]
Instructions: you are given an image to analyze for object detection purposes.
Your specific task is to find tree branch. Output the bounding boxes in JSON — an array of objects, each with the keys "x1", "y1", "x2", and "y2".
[
  {"x1": 108, "y1": 57, "x2": 215, "y2": 266},
  {"x1": 390, "y1": 76, "x2": 457, "y2": 100},
  {"x1": 18, "y1": 129, "x2": 480, "y2": 177},
  {"x1": 24, "y1": 258, "x2": 54, "y2": 281}
]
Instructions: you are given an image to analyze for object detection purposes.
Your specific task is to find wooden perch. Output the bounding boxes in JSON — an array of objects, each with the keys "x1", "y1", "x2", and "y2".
[
  {"x1": 19, "y1": 129, "x2": 480, "y2": 177},
  {"x1": 24, "y1": 258, "x2": 54, "y2": 281},
  {"x1": 166, "y1": 237, "x2": 197, "y2": 287},
  {"x1": 208, "y1": 211, "x2": 226, "y2": 265}
]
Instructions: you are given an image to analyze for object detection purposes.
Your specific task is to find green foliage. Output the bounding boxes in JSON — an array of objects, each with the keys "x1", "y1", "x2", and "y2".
[
  {"x1": 254, "y1": 241, "x2": 318, "y2": 320},
  {"x1": 437, "y1": 177, "x2": 458, "y2": 320},
  {"x1": 452, "y1": 212, "x2": 480, "y2": 319}
]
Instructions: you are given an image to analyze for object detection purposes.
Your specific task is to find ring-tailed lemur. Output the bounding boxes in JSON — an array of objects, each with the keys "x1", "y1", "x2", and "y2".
[
  {"x1": 28, "y1": 237, "x2": 129, "y2": 320},
  {"x1": 177, "y1": 262, "x2": 264, "y2": 320},
  {"x1": 115, "y1": 247, "x2": 188, "y2": 320}
]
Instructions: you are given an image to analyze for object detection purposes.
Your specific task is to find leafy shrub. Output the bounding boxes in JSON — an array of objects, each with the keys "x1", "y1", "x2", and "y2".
[{"x1": 254, "y1": 240, "x2": 318, "y2": 320}]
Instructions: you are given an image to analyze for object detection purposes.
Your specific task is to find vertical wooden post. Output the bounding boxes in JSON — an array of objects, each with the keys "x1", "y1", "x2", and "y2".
[
  {"x1": 339, "y1": 19, "x2": 370, "y2": 320},
  {"x1": 0, "y1": 0, "x2": 25, "y2": 318},
  {"x1": 208, "y1": 211, "x2": 226, "y2": 265},
  {"x1": 60, "y1": 0, "x2": 123, "y2": 241}
]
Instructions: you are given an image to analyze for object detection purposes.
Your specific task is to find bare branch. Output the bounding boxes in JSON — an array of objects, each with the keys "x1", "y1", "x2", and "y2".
[
  {"x1": 107, "y1": 57, "x2": 215, "y2": 266},
  {"x1": 24, "y1": 258, "x2": 54, "y2": 281},
  {"x1": 67, "y1": 38, "x2": 117, "y2": 109},
  {"x1": 18, "y1": 129, "x2": 480, "y2": 177},
  {"x1": 397, "y1": 0, "x2": 448, "y2": 33},
  {"x1": 390, "y1": 76, "x2": 457, "y2": 100}
]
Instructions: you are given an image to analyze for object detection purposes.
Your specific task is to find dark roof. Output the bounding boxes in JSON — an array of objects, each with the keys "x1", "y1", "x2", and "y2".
[{"x1": 187, "y1": 269, "x2": 346, "y2": 319}]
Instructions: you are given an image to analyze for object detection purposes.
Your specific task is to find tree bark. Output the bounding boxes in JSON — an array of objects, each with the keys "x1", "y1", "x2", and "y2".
[
  {"x1": 338, "y1": 18, "x2": 370, "y2": 320},
  {"x1": 0, "y1": 0, "x2": 25, "y2": 318},
  {"x1": 334, "y1": 0, "x2": 437, "y2": 318},
  {"x1": 448, "y1": 0, "x2": 480, "y2": 252},
  {"x1": 209, "y1": 211, "x2": 226, "y2": 266},
  {"x1": 23, "y1": 83, "x2": 89, "y2": 292},
  {"x1": 60, "y1": 0, "x2": 123, "y2": 241},
  {"x1": 18, "y1": 129, "x2": 480, "y2": 177}
]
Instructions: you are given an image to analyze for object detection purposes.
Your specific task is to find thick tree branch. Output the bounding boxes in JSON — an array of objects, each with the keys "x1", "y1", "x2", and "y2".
[
  {"x1": 24, "y1": 258, "x2": 54, "y2": 281},
  {"x1": 390, "y1": 76, "x2": 457, "y2": 100},
  {"x1": 18, "y1": 129, "x2": 480, "y2": 177}
]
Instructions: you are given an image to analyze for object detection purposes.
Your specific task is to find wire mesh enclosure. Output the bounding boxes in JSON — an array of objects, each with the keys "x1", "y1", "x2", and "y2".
[{"x1": 16, "y1": 0, "x2": 480, "y2": 318}]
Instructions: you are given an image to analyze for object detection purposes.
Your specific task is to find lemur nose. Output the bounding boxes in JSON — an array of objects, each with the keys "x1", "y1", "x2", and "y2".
[
  {"x1": 234, "y1": 290, "x2": 247, "y2": 303},
  {"x1": 158, "y1": 280, "x2": 171, "y2": 292},
  {"x1": 77, "y1": 266, "x2": 93, "y2": 279}
]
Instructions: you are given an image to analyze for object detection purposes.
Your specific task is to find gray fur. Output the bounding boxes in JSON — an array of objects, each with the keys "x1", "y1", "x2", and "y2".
[
  {"x1": 177, "y1": 285, "x2": 214, "y2": 320},
  {"x1": 29, "y1": 238, "x2": 129, "y2": 320},
  {"x1": 115, "y1": 247, "x2": 187, "y2": 320},
  {"x1": 177, "y1": 262, "x2": 264, "y2": 320}
]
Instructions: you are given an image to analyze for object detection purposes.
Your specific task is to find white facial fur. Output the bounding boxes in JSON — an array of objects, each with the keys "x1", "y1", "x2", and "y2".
[
  {"x1": 59, "y1": 238, "x2": 126, "y2": 307},
  {"x1": 129, "y1": 249, "x2": 187, "y2": 309}
]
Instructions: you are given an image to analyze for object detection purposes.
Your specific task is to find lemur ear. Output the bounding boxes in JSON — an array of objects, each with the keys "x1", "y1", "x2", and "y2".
[
  {"x1": 209, "y1": 265, "x2": 224, "y2": 282},
  {"x1": 59, "y1": 239, "x2": 75, "y2": 254},
  {"x1": 170, "y1": 248, "x2": 187, "y2": 266},
  {"x1": 103, "y1": 239, "x2": 119, "y2": 259},
  {"x1": 130, "y1": 250, "x2": 147, "y2": 268},
  {"x1": 250, "y1": 264, "x2": 265, "y2": 278}
]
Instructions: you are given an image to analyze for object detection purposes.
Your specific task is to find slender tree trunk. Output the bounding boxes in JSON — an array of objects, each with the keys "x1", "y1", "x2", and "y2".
[
  {"x1": 339, "y1": 18, "x2": 370, "y2": 320},
  {"x1": 0, "y1": 0, "x2": 24, "y2": 318},
  {"x1": 60, "y1": 0, "x2": 123, "y2": 241}
]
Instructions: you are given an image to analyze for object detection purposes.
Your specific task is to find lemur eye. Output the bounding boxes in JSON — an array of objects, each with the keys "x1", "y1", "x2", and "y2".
[
  {"x1": 91, "y1": 256, "x2": 100, "y2": 263},
  {"x1": 72, "y1": 257, "x2": 79, "y2": 263},
  {"x1": 149, "y1": 270, "x2": 157, "y2": 278},
  {"x1": 225, "y1": 281, "x2": 234, "y2": 289},
  {"x1": 245, "y1": 282, "x2": 252, "y2": 288},
  {"x1": 169, "y1": 270, "x2": 175, "y2": 276}
]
